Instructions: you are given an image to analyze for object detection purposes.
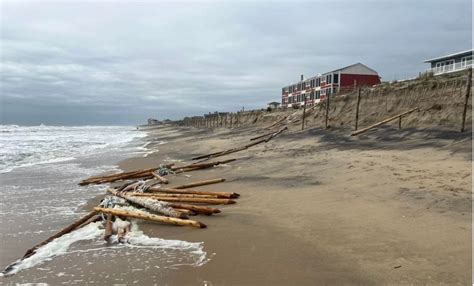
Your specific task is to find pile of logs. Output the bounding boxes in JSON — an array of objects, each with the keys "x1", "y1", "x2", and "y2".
[{"x1": 2, "y1": 158, "x2": 240, "y2": 277}]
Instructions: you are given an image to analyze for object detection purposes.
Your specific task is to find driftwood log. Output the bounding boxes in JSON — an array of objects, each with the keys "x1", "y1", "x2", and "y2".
[
  {"x1": 351, "y1": 107, "x2": 420, "y2": 136},
  {"x1": 80, "y1": 159, "x2": 236, "y2": 186},
  {"x1": 171, "y1": 178, "x2": 226, "y2": 189},
  {"x1": 109, "y1": 189, "x2": 188, "y2": 218},
  {"x1": 167, "y1": 203, "x2": 221, "y2": 215},
  {"x1": 152, "y1": 172, "x2": 168, "y2": 184},
  {"x1": 171, "y1": 208, "x2": 196, "y2": 216},
  {"x1": 143, "y1": 197, "x2": 236, "y2": 205},
  {"x1": 79, "y1": 164, "x2": 173, "y2": 185},
  {"x1": 94, "y1": 207, "x2": 206, "y2": 228},
  {"x1": 128, "y1": 192, "x2": 222, "y2": 199},
  {"x1": 147, "y1": 186, "x2": 239, "y2": 199},
  {"x1": 192, "y1": 126, "x2": 287, "y2": 161},
  {"x1": 172, "y1": 159, "x2": 236, "y2": 171}
]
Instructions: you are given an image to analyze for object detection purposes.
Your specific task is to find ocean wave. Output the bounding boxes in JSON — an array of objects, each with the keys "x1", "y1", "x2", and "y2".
[{"x1": 0, "y1": 125, "x2": 147, "y2": 173}]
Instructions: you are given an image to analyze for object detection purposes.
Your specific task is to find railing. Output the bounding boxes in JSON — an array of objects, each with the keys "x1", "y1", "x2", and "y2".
[{"x1": 426, "y1": 60, "x2": 472, "y2": 75}]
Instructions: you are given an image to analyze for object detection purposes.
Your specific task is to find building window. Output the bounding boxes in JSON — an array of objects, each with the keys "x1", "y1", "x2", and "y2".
[
  {"x1": 436, "y1": 62, "x2": 445, "y2": 72},
  {"x1": 326, "y1": 74, "x2": 332, "y2": 84},
  {"x1": 316, "y1": 90, "x2": 320, "y2": 99},
  {"x1": 316, "y1": 78, "x2": 320, "y2": 87},
  {"x1": 327, "y1": 88, "x2": 331, "y2": 95},
  {"x1": 461, "y1": 56, "x2": 472, "y2": 67},
  {"x1": 310, "y1": 91, "x2": 314, "y2": 100},
  {"x1": 445, "y1": 60, "x2": 454, "y2": 71},
  {"x1": 333, "y1": 74, "x2": 339, "y2": 84}
]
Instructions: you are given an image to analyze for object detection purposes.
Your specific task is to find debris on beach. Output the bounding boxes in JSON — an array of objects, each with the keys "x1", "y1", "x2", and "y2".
[{"x1": 2, "y1": 159, "x2": 238, "y2": 277}]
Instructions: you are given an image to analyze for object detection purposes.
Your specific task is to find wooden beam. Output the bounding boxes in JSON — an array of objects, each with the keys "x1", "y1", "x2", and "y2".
[
  {"x1": 351, "y1": 107, "x2": 419, "y2": 136},
  {"x1": 94, "y1": 207, "x2": 206, "y2": 228}
]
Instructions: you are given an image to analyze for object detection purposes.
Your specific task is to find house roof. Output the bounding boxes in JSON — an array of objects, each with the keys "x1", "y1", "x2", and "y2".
[
  {"x1": 268, "y1": 101, "x2": 281, "y2": 105},
  {"x1": 325, "y1": 62, "x2": 378, "y2": 75},
  {"x1": 424, "y1": 49, "x2": 473, "y2": 63}
]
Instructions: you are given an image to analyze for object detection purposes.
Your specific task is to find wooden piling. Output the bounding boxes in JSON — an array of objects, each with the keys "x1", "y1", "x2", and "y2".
[
  {"x1": 461, "y1": 68, "x2": 472, "y2": 132},
  {"x1": 325, "y1": 93, "x2": 330, "y2": 129},
  {"x1": 301, "y1": 96, "x2": 307, "y2": 130},
  {"x1": 94, "y1": 207, "x2": 206, "y2": 228},
  {"x1": 354, "y1": 87, "x2": 361, "y2": 131}
]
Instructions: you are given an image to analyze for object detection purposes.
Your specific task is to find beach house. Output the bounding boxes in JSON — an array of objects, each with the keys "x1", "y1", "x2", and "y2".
[
  {"x1": 281, "y1": 63, "x2": 380, "y2": 108},
  {"x1": 424, "y1": 49, "x2": 473, "y2": 76}
]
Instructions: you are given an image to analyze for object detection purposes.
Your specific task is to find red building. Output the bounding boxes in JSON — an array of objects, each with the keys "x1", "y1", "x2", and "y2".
[{"x1": 281, "y1": 63, "x2": 381, "y2": 108}]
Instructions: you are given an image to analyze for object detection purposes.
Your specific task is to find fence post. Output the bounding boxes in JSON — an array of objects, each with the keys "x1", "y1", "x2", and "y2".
[
  {"x1": 301, "y1": 96, "x2": 307, "y2": 130},
  {"x1": 354, "y1": 87, "x2": 361, "y2": 131},
  {"x1": 398, "y1": 116, "x2": 402, "y2": 129},
  {"x1": 325, "y1": 93, "x2": 330, "y2": 129},
  {"x1": 461, "y1": 68, "x2": 472, "y2": 132}
]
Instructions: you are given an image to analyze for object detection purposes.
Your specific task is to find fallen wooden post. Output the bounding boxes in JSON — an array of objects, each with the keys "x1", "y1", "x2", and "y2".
[
  {"x1": 249, "y1": 131, "x2": 275, "y2": 141},
  {"x1": 148, "y1": 186, "x2": 239, "y2": 198},
  {"x1": 173, "y1": 159, "x2": 236, "y2": 170},
  {"x1": 172, "y1": 178, "x2": 226, "y2": 189},
  {"x1": 152, "y1": 172, "x2": 168, "y2": 184},
  {"x1": 79, "y1": 164, "x2": 174, "y2": 185},
  {"x1": 193, "y1": 126, "x2": 286, "y2": 161},
  {"x1": 127, "y1": 192, "x2": 222, "y2": 199},
  {"x1": 94, "y1": 207, "x2": 206, "y2": 228},
  {"x1": 172, "y1": 208, "x2": 196, "y2": 216},
  {"x1": 167, "y1": 203, "x2": 221, "y2": 215},
  {"x1": 265, "y1": 126, "x2": 287, "y2": 143},
  {"x1": 263, "y1": 109, "x2": 300, "y2": 130},
  {"x1": 109, "y1": 189, "x2": 188, "y2": 218},
  {"x1": 351, "y1": 107, "x2": 420, "y2": 136},
  {"x1": 2, "y1": 211, "x2": 98, "y2": 276},
  {"x1": 148, "y1": 197, "x2": 236, "y2": 205}
]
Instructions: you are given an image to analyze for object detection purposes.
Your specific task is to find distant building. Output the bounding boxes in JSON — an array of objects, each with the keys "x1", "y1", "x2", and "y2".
[
  {"x1": 424, "y1": 49, "x2": 473, "y2": 75},
  {"x1": 147, "y1": 118, "x2": 160, "y2": 125},
  {"x1": 281, "y1": 63, "x2": 380, "y2": 108},
  {"x1": 267, "y1": 101, "x2": 281, "y2": 110}
]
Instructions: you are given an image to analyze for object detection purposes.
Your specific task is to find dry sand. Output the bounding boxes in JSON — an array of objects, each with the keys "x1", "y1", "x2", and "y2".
[{"x1": 114, "y1": 124, "x2": 471, "y2": 285}]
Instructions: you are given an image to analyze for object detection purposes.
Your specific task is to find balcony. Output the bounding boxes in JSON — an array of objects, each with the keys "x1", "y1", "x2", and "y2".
[{"x1": 426, "y1": 60, "x2": 472, "y2": 75}]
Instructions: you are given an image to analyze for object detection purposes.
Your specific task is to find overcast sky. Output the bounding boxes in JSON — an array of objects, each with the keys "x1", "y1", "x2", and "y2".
[{"x1": 0, "y1": 0, "x2": 471, "y2": 125}]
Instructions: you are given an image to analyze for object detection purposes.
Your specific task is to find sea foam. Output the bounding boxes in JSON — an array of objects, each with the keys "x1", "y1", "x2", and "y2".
[{"x1": 2, "y1": 221, "x2": 208, "y2": 277}]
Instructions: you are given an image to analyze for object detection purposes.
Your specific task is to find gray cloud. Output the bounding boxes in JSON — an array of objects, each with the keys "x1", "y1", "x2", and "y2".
[{"x1": 0, "y1": 0, "x2": 471, "y2": 125}]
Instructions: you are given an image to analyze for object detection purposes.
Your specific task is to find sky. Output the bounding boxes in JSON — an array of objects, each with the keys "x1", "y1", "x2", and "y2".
[{"x1": 0, "y1": 0, "x2": 472, "y2": 125}]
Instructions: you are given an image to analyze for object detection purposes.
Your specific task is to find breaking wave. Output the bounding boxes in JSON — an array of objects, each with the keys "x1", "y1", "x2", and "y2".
[{"x1": 0, "y1": 125, "x2": 146, "y2": 173}]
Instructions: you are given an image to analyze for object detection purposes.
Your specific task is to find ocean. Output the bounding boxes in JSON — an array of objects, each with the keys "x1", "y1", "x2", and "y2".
[{"x1": 0, "y1": 125, "x2": 208, "y2": 283}]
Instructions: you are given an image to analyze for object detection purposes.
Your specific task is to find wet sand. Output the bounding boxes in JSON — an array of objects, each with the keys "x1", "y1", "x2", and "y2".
[
  {"x1": 118, "y1": 124, "x2": 471, "y2": 285},
  {"x1": 2, "y1": 123, "x2": 471, "y2": 285}
]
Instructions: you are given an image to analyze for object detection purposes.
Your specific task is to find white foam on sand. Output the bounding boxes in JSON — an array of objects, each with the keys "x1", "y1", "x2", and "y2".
[
  {"x1": 1, "y1": 222, "x2": 103, "y2": 277},
  {"x1": 2, "y1": 221, "x2": 209, "y2": 277}
]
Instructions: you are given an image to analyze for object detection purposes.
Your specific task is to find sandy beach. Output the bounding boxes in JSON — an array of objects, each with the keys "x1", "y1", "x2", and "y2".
[
  {"x1": 0, "y1": 120, "x2": 471, "y2": 285},
  {"x1": 115, "y1": 123, "x2": 471, "y2": 285}
]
